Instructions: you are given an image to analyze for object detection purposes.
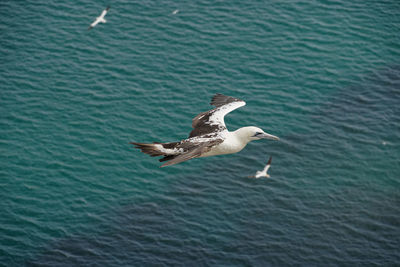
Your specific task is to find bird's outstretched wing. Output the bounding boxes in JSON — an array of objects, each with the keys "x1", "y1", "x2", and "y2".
[
  {"x1": 100, "y1": 6, "x2": 110, "y2": 18},
  {"x1": 88, "y1": 19, "x2": 99, "y2": 30},
  {"x1": 160, "y1": 139, "x2": 223, "y2": 167},
  {"x1": 189, "y1": 94, "x2": 246, "y2": 138},
  {"x1": 261, "y1": 156, "x2": 272, "y2": 173}
]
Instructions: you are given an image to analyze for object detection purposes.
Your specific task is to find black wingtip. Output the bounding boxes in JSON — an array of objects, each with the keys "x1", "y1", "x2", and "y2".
[
  {"x1": 267, "y1": 156, "x2": 272, "y2": 165},
  {"x1": 106, "y1": 5, "x2": 111, "y2": 10},
  {"x1": 210, "y1": 93, "x2": 243, "y2": 107}
]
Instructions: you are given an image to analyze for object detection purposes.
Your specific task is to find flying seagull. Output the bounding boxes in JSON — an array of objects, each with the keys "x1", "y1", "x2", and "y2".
[
  {"x1": 172, "y1": 9, "x2": 179, "y2": 15},
  {"x1": 88, "y1": 6, "x2": 110, "y2": 30},
  {"x1": 248, "y1": 156, "x2": 272, "y2": 178},
  {"x1": 131, "y1": 94, "x2": 279, "y2": 167}
]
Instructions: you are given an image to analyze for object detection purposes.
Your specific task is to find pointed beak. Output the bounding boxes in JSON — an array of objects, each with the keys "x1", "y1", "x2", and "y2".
[{"x1": 259, "y1": 133, "x2": 280, "y2": 141}]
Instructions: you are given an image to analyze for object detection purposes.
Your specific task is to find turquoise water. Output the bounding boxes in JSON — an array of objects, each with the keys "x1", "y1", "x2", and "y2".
[{"x1": 1, "y1": 0, "x2": 399, "y2": 265}]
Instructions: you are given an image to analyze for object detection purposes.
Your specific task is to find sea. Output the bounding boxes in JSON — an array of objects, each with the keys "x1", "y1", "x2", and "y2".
[{"x1": 1, "y1": 0, "x2": 399, "y2": 266}]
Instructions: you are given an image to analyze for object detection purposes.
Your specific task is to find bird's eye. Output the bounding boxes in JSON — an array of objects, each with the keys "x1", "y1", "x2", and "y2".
[{"x1": 254, "y1": 132, "x2": 263, "y2": 136}]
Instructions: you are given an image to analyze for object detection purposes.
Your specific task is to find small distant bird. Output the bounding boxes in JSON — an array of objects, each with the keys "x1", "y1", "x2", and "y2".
[
  {"x1": 88, "y1": 6, "x2": 110, "y2": 30},
  {"x1": 131, "y1": 94, "x2": 279, "y2": 167},
  {"x1": 172, "y1": 9, "x2": 179, "y2": 15},
  {"x1": 248, "y1": 156, "x2": 272, "y2": 178}
]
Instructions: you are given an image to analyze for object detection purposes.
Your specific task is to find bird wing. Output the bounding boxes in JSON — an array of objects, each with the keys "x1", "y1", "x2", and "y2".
[
  {"x1": 189, "y1": 94, "x2": 246, "y2": 138},
  {"x1": 261, "y1": 156, "x2": 272, "y2": 173},
  {"x1": 92, "y1": 20, "x2": 99, "y2": 26},
  {"x1": 160, "y1": 139, "x2": 223, "y2": 167},
  {"x1": 100, "y1": 6, "x2": 110, "y2": 18}
]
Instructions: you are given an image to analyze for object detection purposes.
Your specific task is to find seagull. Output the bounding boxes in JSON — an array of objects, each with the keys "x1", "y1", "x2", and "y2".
[
  {"x1": 172, "y1": 9, "x2": 179, "y2": 15},
  {"x1": 88, "y1": 6, "x2": 110, "y2": 30},
  {"x1": 248, "y1": 156, "x2": 272, "y2": 178},
  {"x1": 131, "y1": 94, "x2": 279, "y2": 167}
]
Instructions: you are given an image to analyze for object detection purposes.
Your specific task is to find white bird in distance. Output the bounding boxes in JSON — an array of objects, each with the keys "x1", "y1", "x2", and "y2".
[
  {"x1": 88, "y1": 6, "x2": 110, "y2": 30},
  {"x1": 248, "y1": 156, "x2": 272, "y2": 178}
]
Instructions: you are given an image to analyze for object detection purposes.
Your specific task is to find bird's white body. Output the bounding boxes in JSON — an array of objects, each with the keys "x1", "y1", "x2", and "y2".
[
  {"x1": 255, "y1": 166, "x2": 271, "y2": 178},
  {"x1": 200, "y1": 128, "x2": 255, "y2": 157},
  {"x1": 152, "y1": 132, "x2": 244, "y2": 158}
]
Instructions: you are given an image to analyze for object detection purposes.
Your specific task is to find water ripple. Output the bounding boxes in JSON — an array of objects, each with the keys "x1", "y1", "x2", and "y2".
[{"x1": 1, "y1": 0, "x2": 400, "y2": 265}]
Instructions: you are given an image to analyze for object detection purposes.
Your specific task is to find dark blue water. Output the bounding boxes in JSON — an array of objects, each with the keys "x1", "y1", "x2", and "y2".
[{"x1": 1, "y1": 0, "x2": 399, "y2": 265}]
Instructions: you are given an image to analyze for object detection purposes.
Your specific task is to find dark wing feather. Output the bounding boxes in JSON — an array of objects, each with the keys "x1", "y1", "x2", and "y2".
[
  {"x1": 189, "y1": 94, "x2": 246, "y2": 138},
  {"x1": 210, "y1": 93, "x2": 244, "y2": 107},
  {"x1": 189, "y1": 110, "x2": 221, "y2": 138},
  {"x1": 160, "y1": 139, "x2": 223, "y2": 167}
]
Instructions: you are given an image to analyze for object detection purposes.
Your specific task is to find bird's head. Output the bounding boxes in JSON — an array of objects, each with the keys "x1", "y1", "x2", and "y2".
[{"x1": 236, "y1": 126, "x2": 280, "y2": 142}]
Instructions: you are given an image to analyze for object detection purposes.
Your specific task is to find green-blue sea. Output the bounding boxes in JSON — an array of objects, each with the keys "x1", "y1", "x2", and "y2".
[{"x1": 1, "y1": 0, "x2": 399, "y2": 265}]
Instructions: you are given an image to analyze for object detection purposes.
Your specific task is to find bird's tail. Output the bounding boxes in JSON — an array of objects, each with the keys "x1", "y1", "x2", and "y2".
[
  {"x1": 101, "y1": 18, "x2": 107, "y2": 23},
  {"x1": 130, "y1": 141, "x2": 181, "y2": 162}
]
